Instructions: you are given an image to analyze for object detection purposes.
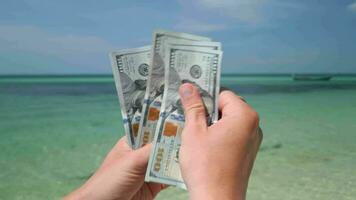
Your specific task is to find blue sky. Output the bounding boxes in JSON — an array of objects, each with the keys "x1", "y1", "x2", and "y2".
[{"x1": 0, "y1": 0, "x2": 356, "y2": 74}]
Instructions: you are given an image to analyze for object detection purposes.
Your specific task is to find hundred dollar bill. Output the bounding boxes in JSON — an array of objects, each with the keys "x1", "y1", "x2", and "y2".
[
  {"x1": 136, "y1": 40, "x2": 220, "y2": 148},
  {"x1": 145, "y1": 45, "x2": 223, "y2": 188},
  {"x1": 166, "y1": 40, "x2": 221, "y2": 50},
  {"x1": 109, "y1": 46, "x2": 151, "y2": 148},
  {"x1": 136, "y1": 30, "x2": 212, "y2": 148}
]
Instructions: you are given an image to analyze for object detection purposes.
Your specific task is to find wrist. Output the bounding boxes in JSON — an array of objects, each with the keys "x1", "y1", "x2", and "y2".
[
  {"x1": 187, "y1": 181, "x2": 245, "y2": 200},
  {"x1": 63, "y1": 184, "x2": 94, "y2": 200}
]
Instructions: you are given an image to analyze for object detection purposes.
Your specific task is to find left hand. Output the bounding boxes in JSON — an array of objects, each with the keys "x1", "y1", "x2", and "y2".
[{"x1": 64, "y1": 137, "x2": 167, "y2": 200}]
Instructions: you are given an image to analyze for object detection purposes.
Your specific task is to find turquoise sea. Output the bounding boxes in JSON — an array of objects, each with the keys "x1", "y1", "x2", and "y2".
[{"x1": 0, "y1": 75, "x2": 356, "y2": 199}]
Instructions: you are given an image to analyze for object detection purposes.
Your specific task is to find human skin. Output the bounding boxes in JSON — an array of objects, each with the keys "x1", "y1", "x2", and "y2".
[
  {"x1": 64, "y1": 83, "x2": 262, "y2": 200},
  {"x1": 63, "y1": 140, "x2": 167, "y2": 200},
  {"x1": 178, "y1": 83, "x2": 262, "y2": 200}
]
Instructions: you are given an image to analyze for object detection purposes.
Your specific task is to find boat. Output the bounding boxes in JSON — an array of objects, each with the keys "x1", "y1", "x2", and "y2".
[{"x1": 292, "y1": 74, "x2": 332, "y2": 81}]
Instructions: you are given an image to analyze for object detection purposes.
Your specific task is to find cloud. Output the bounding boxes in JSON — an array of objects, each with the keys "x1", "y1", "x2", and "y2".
[
  {"x1": 47, "y1": 35, "x2": 113, "y2": 54},
  {"x1": 0, "y1": 25, "x2": 113, "y2": 55},
  {"x1": 195, "y1": 0, "x2": 267, "y2": 23},
  {"x1": 174, "y1": 18, "x2": 226, "y2": 33},
  {"x1": 348, "y1": 2, "x2": 356, "y2": 13},
  {"x1": 178, "y1": 0, "x2": 303, "y2": 26},
  {"x1": 0, "y1": 25, "x2": 114, "y2": 73},
  {"x1": 238, "y1": 51, "x2": 320, "y2": 66}
]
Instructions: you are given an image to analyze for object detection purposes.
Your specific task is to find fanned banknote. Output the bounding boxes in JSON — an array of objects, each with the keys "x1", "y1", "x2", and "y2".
[
  {"x1": 145, "y1": 45, "x2": 223, "y2": 188},
  {"x1": 136, "y1": 30, "x2": 212, "y2": 149},
  {"x1": 109, "y1": 46, "x2": 151, "y2": 148}
]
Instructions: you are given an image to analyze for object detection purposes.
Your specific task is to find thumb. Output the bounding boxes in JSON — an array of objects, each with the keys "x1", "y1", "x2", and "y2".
[
  {"x1": 179, "y1": 83, "x2": 207, "y2": 132},
  {"x1": 131, "y1": 143, "x2": 152, "y2": 168}
]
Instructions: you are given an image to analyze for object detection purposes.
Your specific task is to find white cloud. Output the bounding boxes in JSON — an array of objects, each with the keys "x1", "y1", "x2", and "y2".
[
  {"x1": 0, "y1": 25, "x2": 113, "y2": 56},
  {"x1": 178, "y1": 0, "x2": 303, "y2": 25},
  {"x1": 47, "y1": 35, "x2": 113, "y2": 54},
  {"x1": 195, "y1": 0, "x2": 267, "y2": 23},
  {"x1": 238, "y1": 51, "x2": 320, "y2": 66},
  {"x1": 174, "y1": 18, "x2": 226, "y2": 33},
  {"x1": 348, "y1": 2, "x2": 356, "y2": 12},
  {"x1": 0, "y1": 25, "x2": 114, "y2": 72}
]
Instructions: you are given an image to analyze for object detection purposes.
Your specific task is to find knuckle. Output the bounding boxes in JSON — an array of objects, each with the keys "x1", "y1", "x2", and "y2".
[
  {"x1": 241, "y1": 107, "x2": 259, "y2": 130},
  {"x1": 220, "y1": 91, "x2": 238, "y2": 104},
  {"x1": 220, "y1": 90, "x2": 236, "y2": 98},
  {"x1": 186, "y1": 102, "x2": 206, "y2": 115},
  {"x1": 249, "y1": 109, "x2": 260, "y2": 125}
]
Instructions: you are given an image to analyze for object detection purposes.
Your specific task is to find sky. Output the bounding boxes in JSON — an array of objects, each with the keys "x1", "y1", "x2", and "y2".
[{"x1": 0, "y1": 0, "x2": 356, "y2": 75}]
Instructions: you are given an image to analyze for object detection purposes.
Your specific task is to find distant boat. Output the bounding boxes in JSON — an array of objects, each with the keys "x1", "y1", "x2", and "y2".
[{"x1": 292, "y1": 74, "x2": 332, "y2": 81}]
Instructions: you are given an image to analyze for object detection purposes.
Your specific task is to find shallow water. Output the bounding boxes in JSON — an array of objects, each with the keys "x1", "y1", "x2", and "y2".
[{"x1": 0, "y1": 76, "x2": 355, "y2": 199}]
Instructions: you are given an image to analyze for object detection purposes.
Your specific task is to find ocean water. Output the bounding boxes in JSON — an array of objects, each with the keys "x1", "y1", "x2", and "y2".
[{"x1": 0, "y1": 75, "x2": 356, "y2": 199}]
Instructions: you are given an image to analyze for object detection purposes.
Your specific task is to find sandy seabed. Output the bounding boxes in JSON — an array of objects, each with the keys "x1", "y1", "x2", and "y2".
[{"x1": 0, "y1": 76, "x2": 355, "y2": 199}]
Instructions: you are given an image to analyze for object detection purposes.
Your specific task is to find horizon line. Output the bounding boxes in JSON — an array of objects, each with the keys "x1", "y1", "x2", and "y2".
[{"x1": 1, "y1": 73, "x2": 356, "y2": 78}]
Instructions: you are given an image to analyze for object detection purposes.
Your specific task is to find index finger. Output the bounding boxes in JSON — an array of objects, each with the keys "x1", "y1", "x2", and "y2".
[{"x1": 218, "y1": 90, "x2": 247, "y2": 118}]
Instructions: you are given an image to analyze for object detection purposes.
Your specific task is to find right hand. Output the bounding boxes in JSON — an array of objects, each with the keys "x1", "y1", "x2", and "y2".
[{"x1": 178, "y1": 83, "x2": 262, "y2": 200}]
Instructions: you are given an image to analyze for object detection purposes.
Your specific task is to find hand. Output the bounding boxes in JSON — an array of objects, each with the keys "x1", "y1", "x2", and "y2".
[
  {"x1": 64, "y1": 137, "x2": 167, "y2": 200},
  {"x1": 178, "y1": 83, "x2": 262, "y2": 200}
]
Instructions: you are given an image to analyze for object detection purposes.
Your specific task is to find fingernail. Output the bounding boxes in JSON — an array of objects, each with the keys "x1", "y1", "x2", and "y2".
[{"x1": 180, "y1": 84, "x2": 193, "y2": 100}]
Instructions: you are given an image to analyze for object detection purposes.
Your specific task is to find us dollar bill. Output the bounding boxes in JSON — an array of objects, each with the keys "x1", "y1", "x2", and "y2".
[
  {"x1": 145, "y1": 45, "x2": 223, "y2": 188},
  {"x1": 109, "y1": 46, "x2": 151, "y2": 148},
  {"x1": 136, "y1": 30, "x2": 212, "y2": 149}
]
